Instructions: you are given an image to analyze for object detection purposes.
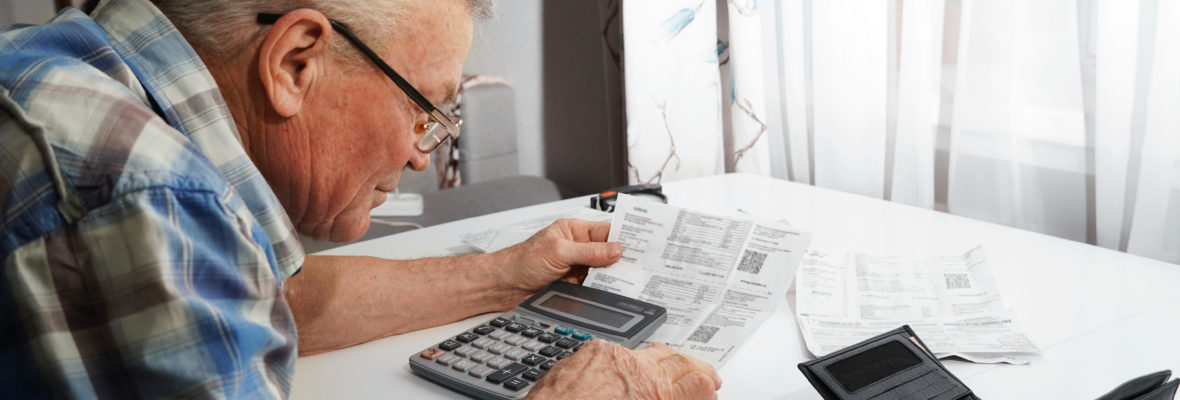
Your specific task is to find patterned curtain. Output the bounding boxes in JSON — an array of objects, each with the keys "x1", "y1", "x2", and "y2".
[{"x1": 620, "y1": 0, "x2": 1180, "y2": 263}]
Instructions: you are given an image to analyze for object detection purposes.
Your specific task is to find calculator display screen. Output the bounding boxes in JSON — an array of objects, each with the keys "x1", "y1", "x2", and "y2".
[{"x1": 537, "y1": 294, "x2": 634, "y2": 329}]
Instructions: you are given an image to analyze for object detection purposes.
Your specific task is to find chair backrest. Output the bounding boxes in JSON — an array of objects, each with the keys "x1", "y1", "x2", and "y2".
[{"x1": 457, "y1": 81, "x2": 518, "y2": 184}]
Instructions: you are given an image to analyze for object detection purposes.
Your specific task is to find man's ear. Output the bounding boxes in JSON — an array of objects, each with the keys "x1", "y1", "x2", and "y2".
[{"x1": 257, "y1": 9, "x2": 334, "y2": 117}]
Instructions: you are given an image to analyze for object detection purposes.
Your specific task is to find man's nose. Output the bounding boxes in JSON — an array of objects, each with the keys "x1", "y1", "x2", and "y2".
[{"x1": 407, "y1": 147, "x2": 431, "y2": 172}]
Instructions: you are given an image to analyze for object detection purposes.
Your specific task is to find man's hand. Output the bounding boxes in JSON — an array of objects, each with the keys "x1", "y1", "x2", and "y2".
[
  {"x1": 527, "y1": 340, "x2": 722, "y2": 400},
  {"x1": 288, "y1": 218, "x2": 621, "y2": 355},
  {"x1": 495, "y1": 218, "x2": 623, "y2": 305}
]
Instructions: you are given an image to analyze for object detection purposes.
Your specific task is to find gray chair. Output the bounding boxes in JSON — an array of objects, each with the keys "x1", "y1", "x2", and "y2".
[{"x1": 301, "y1": 81, "x2": 561, "y2": 253}]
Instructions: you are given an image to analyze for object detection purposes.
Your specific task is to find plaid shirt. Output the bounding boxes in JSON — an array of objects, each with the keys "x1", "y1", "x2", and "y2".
[{"x1": 1, "y1": 0, "x2": 304, "y2": 398}]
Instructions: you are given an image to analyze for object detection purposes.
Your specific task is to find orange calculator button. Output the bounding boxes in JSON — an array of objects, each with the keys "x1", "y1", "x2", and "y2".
[{"x1": 419, "y1": 347, "x2": 445, "y2": 360}]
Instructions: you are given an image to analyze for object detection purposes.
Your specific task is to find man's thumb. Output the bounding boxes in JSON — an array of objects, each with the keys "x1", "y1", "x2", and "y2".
[{"x1": 564, "y1": 241, "x2": 623, "y2": 267}]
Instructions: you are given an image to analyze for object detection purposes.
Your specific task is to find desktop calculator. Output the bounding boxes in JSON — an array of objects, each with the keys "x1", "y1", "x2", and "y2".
[{"x1": 408, "y1": 281, "x2": 667, "y2": 400}]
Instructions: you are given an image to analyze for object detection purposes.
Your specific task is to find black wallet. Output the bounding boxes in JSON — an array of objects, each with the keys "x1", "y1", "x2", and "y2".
[
  {"x1": 798, "y1": 325, "x2": 977, "y2": 400},
  {"x1": 1097, "y1": 370, "x2": 1179, "y2": 400}
]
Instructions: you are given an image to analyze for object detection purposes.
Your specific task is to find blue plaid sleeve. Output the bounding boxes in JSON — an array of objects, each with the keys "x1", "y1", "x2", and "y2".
[
  {"x1": 1, "y1": 172, "x2": 297, "y2": 399},
  {"x1": 2, "y1": 1, "x2": 304, "y2": 397}
]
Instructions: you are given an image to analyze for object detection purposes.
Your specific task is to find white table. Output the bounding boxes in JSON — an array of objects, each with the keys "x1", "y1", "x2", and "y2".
[{"x1": 291, "y1": 173, "x2": 1180, "y2": 399}]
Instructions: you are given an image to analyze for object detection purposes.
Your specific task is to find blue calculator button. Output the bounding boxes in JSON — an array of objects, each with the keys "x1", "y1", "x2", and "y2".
[
  {"x1": 571, "y1": 331, "x2": 591, "y2": 341},
  {"x1": 554, "y1": 326, "x2": 572, "y2": 335}
]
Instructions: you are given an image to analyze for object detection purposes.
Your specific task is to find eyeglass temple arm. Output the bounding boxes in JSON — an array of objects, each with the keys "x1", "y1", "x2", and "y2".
[{"x1": 255, "y1": 13, "x2": 439, "y2": 116}]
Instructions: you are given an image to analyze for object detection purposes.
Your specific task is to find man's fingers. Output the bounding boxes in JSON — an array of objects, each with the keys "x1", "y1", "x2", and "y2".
[
  {"x1": 658, "y1": 352, "x2": 723, "y2": 389},
  {"x1": 554, "y1": 218, "x2": 613, "y2": 243},
  {"x1": 638, "y1": 342, "x2": 679, "y2": 358},
  {"x1": 561, "y1": 265, "x2": 590, "y2": 284},
  {"x1": 584, "y1": 220, "x2": 612, "y2": 242},
  {"x1": 673, "y1": 371, "x2": 720, "y2": 400},
  {"x1": 560, "y1": 241, "x2": 622, "y2": 268}
]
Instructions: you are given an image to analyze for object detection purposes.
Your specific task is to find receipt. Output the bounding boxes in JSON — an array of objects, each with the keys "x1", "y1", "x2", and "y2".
[
  {"x1": 794, "y1": 244, "x2": 1040, "y2": 364},
  {"x1": 584, "y1": 194, "x2": 812, "y2": 366}
]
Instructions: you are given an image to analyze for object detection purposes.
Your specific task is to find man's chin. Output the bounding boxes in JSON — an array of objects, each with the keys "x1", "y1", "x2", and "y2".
[
  {"x1": 299, "y1": 215, "x2": 370, "y2": 243},
  {"x1": 327, "y1": 217, "x2": 370, "y2": 243},
  {"x1": 371, "y1": 190, "x2": 388, "y2": 208}
]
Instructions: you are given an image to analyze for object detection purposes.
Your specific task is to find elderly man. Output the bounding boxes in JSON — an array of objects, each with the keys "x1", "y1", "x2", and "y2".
[{"x1": 0, "y1": 0, "x2": 721, "y2": 398}]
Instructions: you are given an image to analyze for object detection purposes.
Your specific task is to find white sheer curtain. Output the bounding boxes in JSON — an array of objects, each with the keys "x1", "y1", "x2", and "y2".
[{"x1": 621, "y1": 0, "x2": 1180, "y2": 263}]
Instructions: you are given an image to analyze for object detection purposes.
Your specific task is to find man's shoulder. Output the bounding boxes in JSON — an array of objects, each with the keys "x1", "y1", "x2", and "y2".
[
  {"x1": 1, "y1": 8, "x2": 148, "y2": 99},
  {"x1": 1, "y1": 62, "x2": 234, "y2": 263},
  {"x1": 0, "y1": 53, "x2": 229, "y2": 195},
  {"x1": 1, "y1": 8, "x2": 225, "y2": 191}
]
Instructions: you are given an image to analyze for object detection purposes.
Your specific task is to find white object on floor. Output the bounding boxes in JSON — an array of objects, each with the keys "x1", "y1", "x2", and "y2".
[{"x1": 370, "y1": 192, "x2": 424, "y2": 217}]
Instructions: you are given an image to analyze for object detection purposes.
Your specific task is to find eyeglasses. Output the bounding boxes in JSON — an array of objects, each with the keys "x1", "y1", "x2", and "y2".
[{"x1": 257, "y1": 12, "x2": 461, "y2": 153}]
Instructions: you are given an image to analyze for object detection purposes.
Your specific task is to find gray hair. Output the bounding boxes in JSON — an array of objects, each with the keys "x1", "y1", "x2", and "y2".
[{"x1": 150, "y1": 0, "x2": 493, "y2": 58}]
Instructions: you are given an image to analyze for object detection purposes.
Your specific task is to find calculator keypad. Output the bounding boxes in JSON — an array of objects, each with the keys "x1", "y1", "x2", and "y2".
[
  {"x1": 416, "y1": 313, "x2": 596, "y2": 394},
  {"x1": 522, "y1": 368, "x2": 544, "y2": 381},
  {"x1": 472, "y1": 337, "x2": 494, "y2": 349}
]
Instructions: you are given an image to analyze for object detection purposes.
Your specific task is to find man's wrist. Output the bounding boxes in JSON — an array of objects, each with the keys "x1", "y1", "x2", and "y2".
[{"x1": 478, "y1": 249, "x2": 534, "y2": 310}]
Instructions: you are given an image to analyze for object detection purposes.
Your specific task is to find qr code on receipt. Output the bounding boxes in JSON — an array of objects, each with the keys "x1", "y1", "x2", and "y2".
[
  {"x1": 944, "y1": 273, "x2": 971, "y2": 289},
  {"x1": 737, "y1": 250, "x2": 768, "y2": 274},
  {"x1": 688, "y1": 325, "x2": 720, "y2": 343}
]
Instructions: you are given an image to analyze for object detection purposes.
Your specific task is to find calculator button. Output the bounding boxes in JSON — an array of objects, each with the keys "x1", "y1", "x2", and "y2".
[
  {"x1": 556, "y1": 351, "x2": 573, "y2": 360},
  {"x1": 436, "y1": 354, "x2": 459, "y2": 366},
  {"x1": 419, "y1": 348, "x2": 444, "y2": 360},
  {"x1": 470, "y1": 350, "x2": 494, "y2": 363},
  {"x1": 486, "y1": 362, "x2": 529, "y2": 384},
  {"x1": 489, "y1": 317, "x2": 510, "y2": 327},
  {"x1": 571, "y1": 331, "x2": 592, "y2": 341},
  {"x1": 572, "y1": 343, "x2": 584, "y2": 352},
  {"x1": 522, "y1": 368, "x2": 545, "y2": 381},
  {"x1": 488, "y1": 330, "x2": 510, "y2": 340},
  {"x1": 456, "y1": 333, "x2": 479, "y2": 343},
  {"x1": 520, "y1": 328, "x2": 542, "y2": 338},
  {"x1": 521, "y1": 354, "x2": 546, "y2": 366},
  {"x1": 538, "y1": 346, "x2": 563, "y2": 357},
  {"x1": 453, "y1": 346, "x2": 478, "y2": 357},
  {"x1": 539, "y1": 360, "x2": 557, "y2": 370},
  {"x1": 471, "y1": 337, "x2": 494, "y2": 349},
  {"x1": 488, "y1": 343, "x2": 511, "y2": 355},
  {"x1": 522, "y1": 340, "x2": 545, "y2": 352},
  {"x1": 487, "y1": 356, "x2": 511, "y2": 369},
  {"x1": 537, "y1": 333, "x2": 559, "y2": 343},
  {"x1": 473, "y1": 325, "x2": 496, "y2": 335},
  {"x1": 438, "y1": 340, "x2": 462, "y2": 351},
  {"x1": 554, "y1": 326, "x2": 573, "y2": 335},
  {"x1": 469, "y1": 365, "x2": 494, "y2": 378},
  {"x1": 504, "y1": 349, "x2": 529, "y2": 361},
  {"x1": 503, "y1": 377, "x2": 530, "y2": 391},
  {"x1": 452, "y1": 360, "x2": 476, "y2": 372},
  {"x1": 537, "y1": 321, "x2": 551, "y2": 328},
  {"x1": 504, "y1": 323, "x2": 526, "y2": 333},
  {"x1": 504, "y1": 335, "x2": 527, "y2": 346},
  {"x1": 555, "y1": 338, "x2": 579, "y2": 349}
]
